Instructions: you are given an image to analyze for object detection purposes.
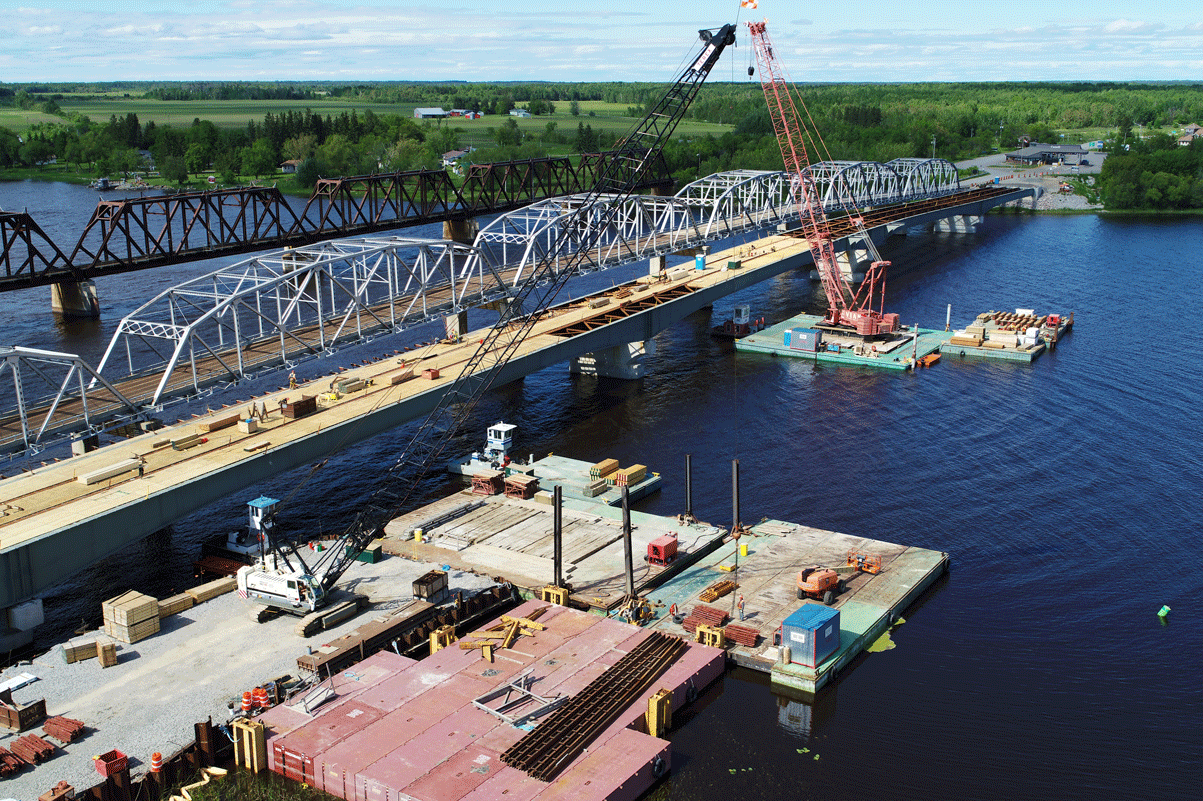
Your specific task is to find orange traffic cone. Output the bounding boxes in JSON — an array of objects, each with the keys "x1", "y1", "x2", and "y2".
[{"x1": 241, "y1": 691, "x2": 253, "y2": 714}]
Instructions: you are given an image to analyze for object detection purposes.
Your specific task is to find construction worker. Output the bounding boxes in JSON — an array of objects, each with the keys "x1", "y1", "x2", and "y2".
[
  {"x1": 737, "y1": 594, "x2": 745, "y2": 621},
  {"x1": 289, "y1": 370, "x2": 297, "y2": 389}
]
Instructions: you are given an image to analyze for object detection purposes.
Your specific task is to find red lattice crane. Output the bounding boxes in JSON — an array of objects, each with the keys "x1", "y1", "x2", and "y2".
[{"x1": 746, "y1": 20, "x2": 898, "y2": 337}]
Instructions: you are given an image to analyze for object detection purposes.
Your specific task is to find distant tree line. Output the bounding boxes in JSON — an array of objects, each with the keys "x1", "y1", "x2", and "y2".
[{"x1": 1097, "y1": 136, "x2": 1203, "y2": 210}]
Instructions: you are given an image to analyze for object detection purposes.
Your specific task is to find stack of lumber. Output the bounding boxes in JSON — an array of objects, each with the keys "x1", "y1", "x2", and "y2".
[
  {"x1": 590, "y1": 459, "x2": 619, "y2": 480},
  {"x1": 723, "y1": 624, "x2": 760, "y2": 647},
  {"x1": 459, "y1": 607, "x2": 548, "y2": 652},
  {"x1": 614, "y1": 464, "x2": 646, "y2": 487},
  {"x1": 158, "y1": 592, "x2": 195, "y2": 617},
  {"x1": 0, "y1": 746, "x2": 25, "y2": 775},
  {"x1": 42, "y1": 716, "x2": 85, "y2": 744},
  {"x1": 102, "y1": 591, "x2": 159, "y2": 643},
  {"x1": 187, "y1": 576, "x2": 237, "y2": 603},
  {"x1": 10, "y1": 734, "x2": 55, "y2": 764},
  {"x1": 582, "y1": 479, "x2": 608, "y2": 497},
  {"x1": 948, "y1": 333, "x2": 983, "y2": 347},
  {"x1": 61, "y1": 639, "x2": 100, "y2": 664}
]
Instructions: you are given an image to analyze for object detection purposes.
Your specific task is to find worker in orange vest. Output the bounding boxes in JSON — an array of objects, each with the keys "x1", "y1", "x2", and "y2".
[{"x1": 737, "y1": 594, "x2": 745, "y2": 621}]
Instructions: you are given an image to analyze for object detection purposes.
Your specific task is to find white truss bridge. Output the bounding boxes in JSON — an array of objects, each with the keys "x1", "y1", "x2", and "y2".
[{"x1": 2, "y1": 162, "x2": 966, "y2": 452}]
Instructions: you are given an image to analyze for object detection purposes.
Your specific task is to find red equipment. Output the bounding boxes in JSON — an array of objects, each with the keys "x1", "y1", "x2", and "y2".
[
  {"x1": 746, "y1": 20, "x2": 898, "y2": 337},
  {"x1": 646, "y1": 535, "x2": 679, "y2": 566}
]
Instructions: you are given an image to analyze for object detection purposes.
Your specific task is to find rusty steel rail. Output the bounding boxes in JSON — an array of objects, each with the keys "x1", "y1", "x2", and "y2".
[
  {"x1": 502, "y1": 630, "x2": 686, "y2": 782},
  {"x1": 0, "y1": 151, "x2": 673, "y2": 293}
]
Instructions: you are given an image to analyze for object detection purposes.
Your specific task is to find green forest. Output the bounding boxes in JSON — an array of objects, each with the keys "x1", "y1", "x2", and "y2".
[{"x1": 2, "y1": 80, "x2": 1202, "y2": 211}]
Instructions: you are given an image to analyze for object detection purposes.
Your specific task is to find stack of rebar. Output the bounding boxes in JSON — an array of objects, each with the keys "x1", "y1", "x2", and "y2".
[
  {"x1": 502, "y1": 631, "x2": 685, "y2": 782},
  {"x1": 723, "y1": 624, "x2": 760, "y2": 647}
]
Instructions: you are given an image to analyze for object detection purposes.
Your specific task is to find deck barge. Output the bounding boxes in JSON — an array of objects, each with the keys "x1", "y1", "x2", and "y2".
[{"x1": 643, "y1": 519, "x2": 949, "y2": 696}]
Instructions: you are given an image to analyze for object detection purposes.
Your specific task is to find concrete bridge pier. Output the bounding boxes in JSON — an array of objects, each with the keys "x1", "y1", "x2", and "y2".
[
  {"x1": 444, "y1": 310, "x2": 468, "y2": 342},
  {"x1": 932, "y1": 214, "x2": 982, "y2": 234},
  {"x1": 443, "y1": 218, "x2": 480, "y2": 244},
  {"x1": 649, "y1": 255, "x2": 666, "y2": 278},
  {"x1": 51, "y1": 280, "x2": 100, "y2": 318},
  {"x1": 0, "y1": 599, "x2": 43, "y2": 653},
  {"x1": 570, "y1": 340, "x2": 655, "y2": 380}
]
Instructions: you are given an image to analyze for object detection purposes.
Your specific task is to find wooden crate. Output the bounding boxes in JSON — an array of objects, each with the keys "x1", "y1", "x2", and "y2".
[
  {"x1": 187, "y1": 576, "x2": 237, "y2": 603},
  {"x1": 281, "y1": 395, "x2": 317, "y2": 419},
  {"x1": 97, "y1": 642, "x2": 118, "y2": 667},
  {"x1": 102, "y1": 591, "x2": 158, "y2": 627},
  {"x1": 0, "y1": 697, "x2": 46, "y2": 733}
]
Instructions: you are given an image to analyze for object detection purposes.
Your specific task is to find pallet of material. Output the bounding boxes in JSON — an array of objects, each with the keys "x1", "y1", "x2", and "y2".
[
  {"x1": 158, "y1": 592, "x2": 195, "y2": 618},
  {"x1": 390, "y1": 367, "x2": 415, "y2": 385},
  {"x1": 698, "y1": 580, "x2": 737, "y2": 603},
  {"x1": 981, "y1": 340, "x2": 1009, "y2": 349},
  {"x1": 615, "y1": 464, "x2": 646, "y2": 487},
  {"x1": 948, "y1": 335, "x2": 983, "y2": 347},
  {"x1": 10, "y1": 734, "x2": 55, "y2": 764},
  {"x1": 723, "y1": 624, "x2": 760, "y2": 647},
  {"x1": 97, "y1": 641, "x2": 119, "y2": 667},
  {"x1": 503, "y1": 474, "x2": 540, "y2": 500},
  {"x1": 589, "y1": 458, "x2": 619, "y2": 479},
  {"x1": 171, "y1": 433, "x2": 204, "y2": 450},
  {"x1": 102, "y1": 590, "x2": 159, "y2": 627},
  {"x1": 43, "y1": 716, "x2": 85, "y2": 744},
  {"x1": 691, "y1": 605, "x2": 729, "y2": 627},
  {"x1": 104, "y1": 615, "x2": 159, "y2": 644},
  {"x1": 471, "y1": 470, "x2": 505, "y2": 496},
  {"x1": 61, "y1": 639, "x2": 100, "y2": 664},
  {"x1": 582, "y1": 479, "x2": 608, "y2": 498},
  {"x1": 281, "y1": 395, "x2": 318, "y2": 419},
  {"x1": 198, "y1": 412, "x2": 240, "y2": 433},
  {"x1": 187, "y1": 576, "x2": 237, "y2": 603}
]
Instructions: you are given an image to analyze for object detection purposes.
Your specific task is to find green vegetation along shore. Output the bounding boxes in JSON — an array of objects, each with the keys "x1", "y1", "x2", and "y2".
[{"x1": 3, "y1": 80, "x2": 1202, "y2": 209}]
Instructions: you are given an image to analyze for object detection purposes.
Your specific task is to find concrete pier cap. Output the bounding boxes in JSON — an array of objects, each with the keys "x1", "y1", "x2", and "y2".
[{"x1": 51, "y1": 280, "x2": 100, "y2": 319}]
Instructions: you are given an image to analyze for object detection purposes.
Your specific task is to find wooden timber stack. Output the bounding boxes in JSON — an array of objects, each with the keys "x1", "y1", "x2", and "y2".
[{"x1": 102, "y1": 591, "x2": 160, "y2": 643}]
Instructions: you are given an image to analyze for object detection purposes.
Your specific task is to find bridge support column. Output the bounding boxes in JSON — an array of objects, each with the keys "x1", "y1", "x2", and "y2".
[
  {"x1": 835, "y1": 246, "x2": 870, "y2": 282},
  {"x1": 649, "y1": 255, "x2": 666, "y2": 278},
  {"x1": 570, "y1": 340, "x2": 655, "y2": 380},
  {"x1": 933, "y1": 215, "x2": 981, "y2": 234},
  {"x1": 443, "y1": 218, "x2": 479, "y2": 244},
  {"x1": 0, "y1": 599, "x2": 43, "y2": 653},
  {"x1": 444, "y1": 310, "x2": 468, "y2": 342},
  {"x1": 51, "y1": 280, "x2": 100, "y2": 318}
]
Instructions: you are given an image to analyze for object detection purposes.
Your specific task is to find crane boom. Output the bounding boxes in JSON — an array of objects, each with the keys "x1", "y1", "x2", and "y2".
[
  {"x1": 746, "y1": 20, "x2": 897, "y2": 337},
  {"x1": 292, "y1": 24, "x2": 739, "y2": 596}
]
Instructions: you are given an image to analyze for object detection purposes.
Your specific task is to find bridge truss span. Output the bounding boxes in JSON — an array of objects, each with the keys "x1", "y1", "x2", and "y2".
[{"x1": 94, "y1": 238, "x2": 499, "y2": 407}]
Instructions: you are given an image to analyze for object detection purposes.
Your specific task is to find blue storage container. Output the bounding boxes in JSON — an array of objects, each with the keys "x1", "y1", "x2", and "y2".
[
  {"x1": 785, "y1": 327, "x2": 822, "y2": 352},
  {"x1": 781, "y1": 604, "x2": 840, "y2": 667},
  {"x1": 695, "y1": 254, "x2": 706, "y2": 270}
]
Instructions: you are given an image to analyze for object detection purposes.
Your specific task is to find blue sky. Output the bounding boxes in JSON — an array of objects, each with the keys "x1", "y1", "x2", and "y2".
[{"x1": 3, "y1": 1, "x2": 1201, "y2": 83}]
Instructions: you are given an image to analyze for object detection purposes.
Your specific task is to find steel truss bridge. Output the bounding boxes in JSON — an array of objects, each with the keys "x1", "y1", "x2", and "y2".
[
  {"x1": 0, "y1": 151, "x2": 674, "y2": 292},
  {"x1": 2, "y1": 162, "x2": 1027, "y2": 455}
]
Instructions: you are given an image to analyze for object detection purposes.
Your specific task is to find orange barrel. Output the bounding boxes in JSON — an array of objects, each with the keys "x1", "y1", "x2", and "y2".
[
  {"x1": 241, "y1": 691, "x2": 253, "y2": 714},
  {"x1": 253, "y1": 686, "x2": 270, "y2": 710},
  {"x1": 150, "y1": 752, "x2": 163, "y2": 773}
]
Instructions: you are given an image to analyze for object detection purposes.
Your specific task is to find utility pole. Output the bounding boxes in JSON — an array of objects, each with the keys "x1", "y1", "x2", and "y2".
[{"x1": 931, "y1": 134, "x2": 936, "y2": 159}]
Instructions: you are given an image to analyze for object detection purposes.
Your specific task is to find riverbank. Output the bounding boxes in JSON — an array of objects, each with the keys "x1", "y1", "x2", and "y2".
[{"x1": 0, "y1": 165, "x2": 310, "y2": 196}]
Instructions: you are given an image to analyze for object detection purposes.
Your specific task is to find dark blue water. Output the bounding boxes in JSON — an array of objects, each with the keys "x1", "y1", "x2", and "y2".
[{"x1": 3, "y1": 182, "x2": 1199, "y2": 799}]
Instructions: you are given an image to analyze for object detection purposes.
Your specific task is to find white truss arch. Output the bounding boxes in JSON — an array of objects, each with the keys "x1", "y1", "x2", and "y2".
[
  {"x1": 802, "y1": 161, "x2": 906, "y2": 208},
  {"x1": 886, "y1": 158, "x2": 961, "y2": 199}
]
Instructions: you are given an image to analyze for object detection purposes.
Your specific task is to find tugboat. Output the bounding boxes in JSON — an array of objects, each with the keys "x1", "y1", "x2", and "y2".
[
  {"x1": 447, "y1": 422, "x2": 522, "y2": 477},
  {"x1": 712, "y1": 303, "x2": 766, "y2": 339},
  {"x1": 193, "y1": 496, "x2": 281, "y2": 577}
]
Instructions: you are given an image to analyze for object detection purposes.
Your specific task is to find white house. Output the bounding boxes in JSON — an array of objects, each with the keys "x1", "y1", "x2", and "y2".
[
  {"x1": 414, "y1": 108, "x2": 448, "y2": 119},
  {"x1": 509, "y1": 109, "x2": 531, "y2": 118}
]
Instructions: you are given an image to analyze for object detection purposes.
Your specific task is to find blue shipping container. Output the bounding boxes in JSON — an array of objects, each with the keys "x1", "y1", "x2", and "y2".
[
  {"x1": 781, "y1": 604, "x2": 840, "y2": 667},
  {"x1": 785, "y1": 327, "x2": 822, "y2": 352}
]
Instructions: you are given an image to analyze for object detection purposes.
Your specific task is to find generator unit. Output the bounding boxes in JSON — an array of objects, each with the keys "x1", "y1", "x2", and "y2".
[{"x1": 646, "y1": 534, "x2": 679, "y2": 566}]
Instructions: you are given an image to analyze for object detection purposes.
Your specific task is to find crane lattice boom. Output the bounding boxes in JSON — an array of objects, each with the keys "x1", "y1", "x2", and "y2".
[{"x1": 746, "y1": 20, "x2": 897, "y2": 337}]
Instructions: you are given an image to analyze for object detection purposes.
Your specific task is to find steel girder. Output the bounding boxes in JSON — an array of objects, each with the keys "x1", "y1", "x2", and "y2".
[
  {"x1": 802, "y1": 161, "x2": 906, "y2": 208},
  {"x1": 0, "y1": 345, "x2": 141, "y2": 454},
  {"x1": 94, "y1": 238, "x2": 498, "y2": 407},
  {"x1": 0, "y1": 210, "x2": 80, "y2": 285}
]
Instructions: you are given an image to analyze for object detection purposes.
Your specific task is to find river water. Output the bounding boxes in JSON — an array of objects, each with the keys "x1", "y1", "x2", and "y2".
[{"x1": 2, "y1": 181, "x2": 1199, "y2": 799}]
